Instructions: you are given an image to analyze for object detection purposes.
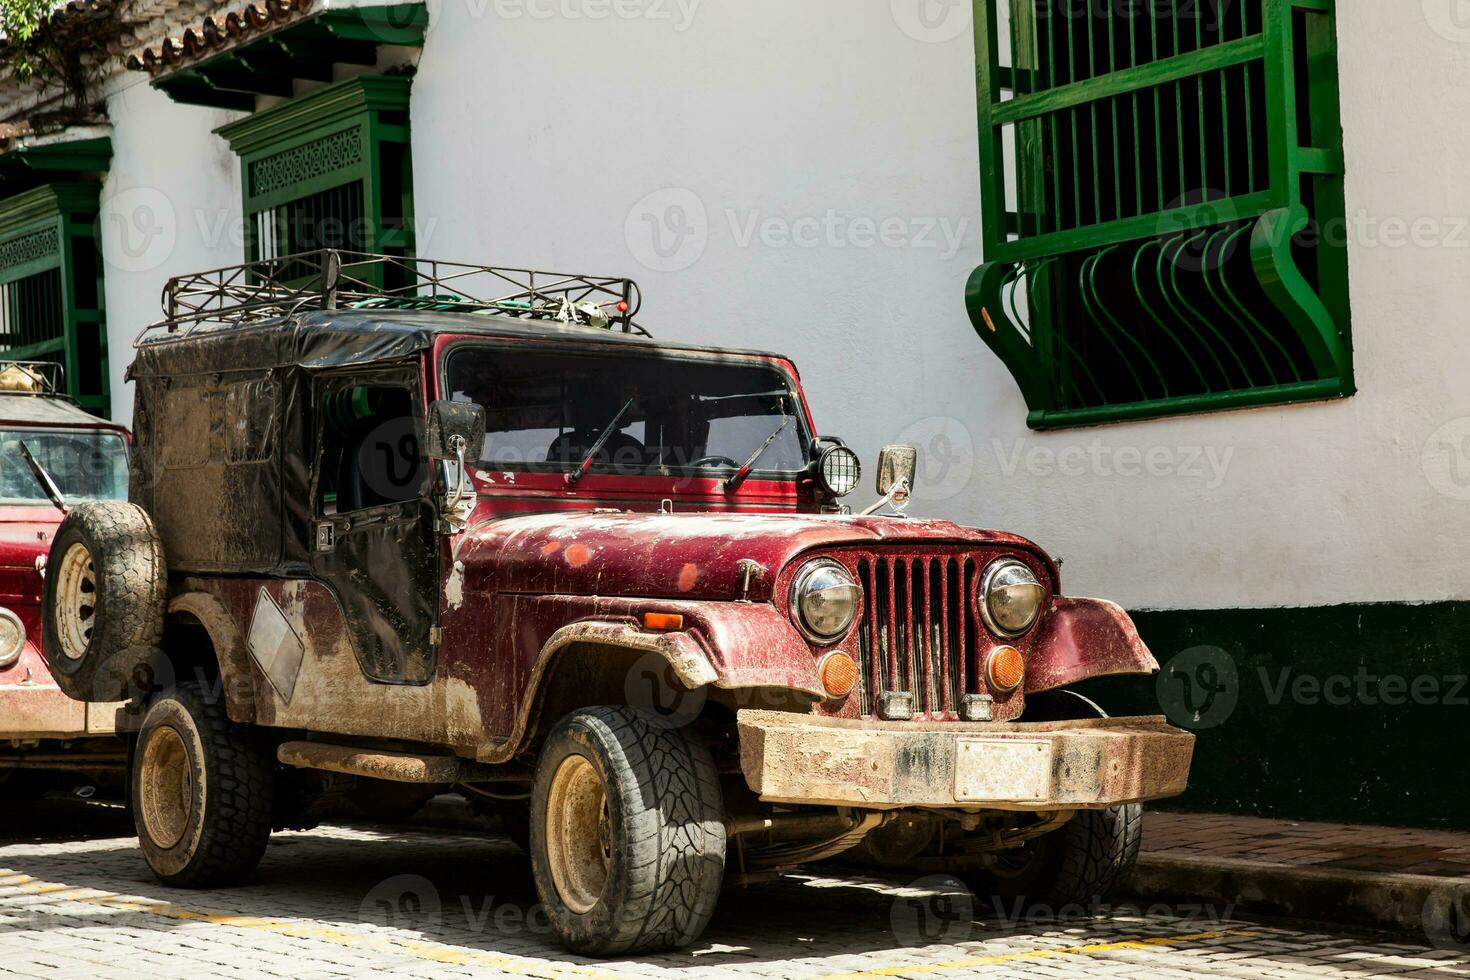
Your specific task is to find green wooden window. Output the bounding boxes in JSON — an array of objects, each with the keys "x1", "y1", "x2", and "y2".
[
  {"x1": 0, "y1": 184, "x2": 108, "y2": 413},
  {"x1": 218, "y1": 75, "x2": 414, "y2": 281},
  {"x1": 968, "y1": 0, "x2": 1350, "y2": 429}
]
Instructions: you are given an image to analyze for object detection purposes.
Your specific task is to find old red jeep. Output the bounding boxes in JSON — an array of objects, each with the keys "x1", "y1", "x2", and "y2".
[
  {"x1": 43, "y1": 252, "x2": 1193, "y2": 954},
  {"x1": 0, "y1": 362, "x2": 131, "y2": 793}
]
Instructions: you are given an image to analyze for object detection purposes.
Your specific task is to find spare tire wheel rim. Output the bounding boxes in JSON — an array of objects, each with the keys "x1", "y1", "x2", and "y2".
[
  {"x1": 140, "y1": 726, "x2": 193, "y2": 850},
  {"x1": 546, "y1": 754, "x2": 611, "y2": 914},
  {"x1": 54, "y1": 542, "x2": 97, "y2": 662}
]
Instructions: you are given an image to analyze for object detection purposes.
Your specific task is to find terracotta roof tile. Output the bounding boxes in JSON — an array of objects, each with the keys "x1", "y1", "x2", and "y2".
[{"x1": 126, "y1": 0, "x2": 307, "y2": 75}]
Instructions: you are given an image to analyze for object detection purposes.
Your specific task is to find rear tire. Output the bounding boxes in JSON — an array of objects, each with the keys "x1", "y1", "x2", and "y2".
[
  {"x1": 132, "y1": 683, "x2": 274, "y2": 887},
  {"x1": 530, "y1": 706, "x2": 725, "y2": 955},
  {"x1": 42, "y1": 502, "x2": 167, "y2": 702}
]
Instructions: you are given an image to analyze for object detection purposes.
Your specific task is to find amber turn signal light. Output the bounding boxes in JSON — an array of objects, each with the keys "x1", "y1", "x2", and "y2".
[
  {"x1": 818, "y1": 652, "x2": 858, "y2": 699},
  {"x1": 985, "y1": 645, "x2": 1026, "y2": 693},
  {"x1": 642, "y1": 612, "x2": 684, "y2": 631}
]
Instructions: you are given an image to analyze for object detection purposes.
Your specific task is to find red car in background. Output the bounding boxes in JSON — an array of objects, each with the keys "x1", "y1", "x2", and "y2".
[{"x1": 0, "y1": 362, "x2": 130, "y2": 794}]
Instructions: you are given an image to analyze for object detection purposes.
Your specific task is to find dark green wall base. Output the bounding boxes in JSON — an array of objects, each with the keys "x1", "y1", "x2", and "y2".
[{"x1": 1073, "y1": 602, "x2": 1470, "y2": 830}]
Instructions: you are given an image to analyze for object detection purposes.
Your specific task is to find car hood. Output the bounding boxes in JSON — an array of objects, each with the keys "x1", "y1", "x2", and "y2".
[{"x1": 453, "y1": 510, "x2": 1052, "y2": 601}]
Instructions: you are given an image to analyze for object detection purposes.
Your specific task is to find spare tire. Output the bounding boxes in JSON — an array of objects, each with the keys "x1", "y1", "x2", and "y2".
[{"x1": 42, "y1": 502, "x2": 168, "y2": 702}]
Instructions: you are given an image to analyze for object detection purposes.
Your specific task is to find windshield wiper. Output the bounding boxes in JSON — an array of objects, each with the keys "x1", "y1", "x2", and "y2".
[
  {"x1": 566, "y1": 397, "x2": 635, "y2": 486},
  {"x1": 724, "y1": 415, "x2": 792, "y2": 493},
  {"x1": 17, "y1": 440, "x2": 67, "y2": 512}
]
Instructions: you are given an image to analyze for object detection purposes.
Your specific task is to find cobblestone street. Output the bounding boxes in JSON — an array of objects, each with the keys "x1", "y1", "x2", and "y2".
[{"x1": 0, "y1": 799, "x2": 1465, "y2": 979}]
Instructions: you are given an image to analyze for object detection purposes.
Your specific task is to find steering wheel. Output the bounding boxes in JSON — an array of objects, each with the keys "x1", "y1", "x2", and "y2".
[{"x1": 691, "y1": 455, "x2": 739, "y2": 469}]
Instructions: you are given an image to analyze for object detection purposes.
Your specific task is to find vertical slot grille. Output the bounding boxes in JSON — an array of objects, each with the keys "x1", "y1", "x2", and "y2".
[{"x1": 856, "y1": 556, "x2": 978, "y2": 719}]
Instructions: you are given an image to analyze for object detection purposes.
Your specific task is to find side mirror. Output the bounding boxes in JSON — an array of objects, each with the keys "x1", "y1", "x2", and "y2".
[
  {"x1": 426, "y1": 400, "x2": 486, "y2": 461},
  {"x1": 861, "y1": 444, "x2": 918, "y2": 517},
  {"x1": 427, "y1": 400, "x2": 485, "y2": 533},
  {"x1": 875, "y1": 444, "x2": 917, "y2": 497}
]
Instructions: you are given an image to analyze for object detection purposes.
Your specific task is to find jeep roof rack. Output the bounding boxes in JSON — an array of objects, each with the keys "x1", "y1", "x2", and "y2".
[
  {"x1": 135, "y1": 249, "x2": 647, "y2": 347},
  {"x1": 0, "y1": 360, "x2": 65, "y2": 396}
]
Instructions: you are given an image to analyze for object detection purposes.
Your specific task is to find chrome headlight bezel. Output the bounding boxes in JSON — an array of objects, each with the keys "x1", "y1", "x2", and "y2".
[
  {"x1": 0, "y1": 607, "x2": 25, "y2": 669},
  {"x1": 789, "y1": 558, "x2": 863, "y2": 644},
  {"x1": 979, "y1": 559, "x2": 1045, "y2": 638}
]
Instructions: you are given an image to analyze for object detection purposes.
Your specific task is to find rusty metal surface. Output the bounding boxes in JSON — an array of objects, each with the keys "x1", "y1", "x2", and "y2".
[
  {"x1": 1024, "y1": 596, "x2": 1159, "y2": 693},
  {"x1": 736, "y1": 708, "x2": 1194, "y2": 811},
  {"x1": 276, "y1": 741, "x2": 490, "y2": 784}
]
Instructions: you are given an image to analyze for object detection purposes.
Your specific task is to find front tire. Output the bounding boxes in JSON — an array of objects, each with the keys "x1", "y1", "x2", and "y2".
[
  {"x1": 131, "y1": 683, "x2": 274, "y2": 887},
  {"x1": 530, "y1": 706, "x2": 725, "y2": 955},
  {"x1": 963, "y1": 689, "x2": 1142, "y2": 910}
]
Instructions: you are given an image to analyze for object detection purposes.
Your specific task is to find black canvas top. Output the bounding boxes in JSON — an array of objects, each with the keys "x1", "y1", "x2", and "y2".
[{"x1": 128, "y1": 308, "x2": 787, "y2": 381}]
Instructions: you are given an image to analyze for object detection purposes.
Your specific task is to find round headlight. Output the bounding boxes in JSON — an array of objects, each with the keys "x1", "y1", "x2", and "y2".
[
  {"x1": 980, "y1": 560, "x2": 1045, "y2": 637},
  {"x1": 790, "y1": 559, "x2": 862, "y2": 643},
  {"x1": 0, "y1": 608, "x2": 25, "y2": 669},
  {"x1": 817, "y1": 445, "x2": 861, "y2": 498}
]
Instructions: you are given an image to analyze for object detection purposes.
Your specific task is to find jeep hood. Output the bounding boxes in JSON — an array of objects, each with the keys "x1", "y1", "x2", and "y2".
[{"x1": 453, "y1": 510, "x2": 1053, "y2": 602}]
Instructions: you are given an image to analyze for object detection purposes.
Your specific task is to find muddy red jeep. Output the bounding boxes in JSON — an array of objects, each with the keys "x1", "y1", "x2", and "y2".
[
  {"x1": 43, "y1": 251, "x2": 1193, "y2": 954},
  {"x1": 0, "y1": 362, "x2": 131, "y2": 794}
]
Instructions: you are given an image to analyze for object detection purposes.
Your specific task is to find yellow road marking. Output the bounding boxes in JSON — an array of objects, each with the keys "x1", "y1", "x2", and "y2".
[
  {"x1": 0, "y1": 868, "x2": 620, "y2": 979},
  {"x1": 0, "y1": 868, "x2": 1254, "y2": 979},
  {"x1": 823, "y1": 928, "x2": 1258, "y2": 978}
]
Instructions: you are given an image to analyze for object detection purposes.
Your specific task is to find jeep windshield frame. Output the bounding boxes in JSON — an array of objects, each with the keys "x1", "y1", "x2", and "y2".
[{"x1": 441, "y1": 343, "x2": 815, "y2": 483}]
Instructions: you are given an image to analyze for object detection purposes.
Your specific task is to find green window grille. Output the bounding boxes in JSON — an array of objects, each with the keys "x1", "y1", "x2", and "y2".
[
  {"x1": 968, "y1": 0, "x2": 1351, "y2": 429},
  {"x1": 0, "y1": 184, "x2": 108, "y2": 413},
  {"x1": 218, "y1": 75, "x2": 415, "y2": 282}
]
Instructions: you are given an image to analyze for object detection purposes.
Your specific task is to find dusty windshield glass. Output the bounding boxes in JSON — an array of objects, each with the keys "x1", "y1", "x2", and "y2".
[
  {"x1": 0, "y1": 429, "x2": 129, "y2": 505},
  {"x1": 445, "y1": 348, "x2": 810, "y2": 476}
]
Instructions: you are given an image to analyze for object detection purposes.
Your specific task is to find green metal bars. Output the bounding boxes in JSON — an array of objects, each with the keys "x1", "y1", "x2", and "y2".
[
  {"x1": 968, "y1": 0, "x2": 1351, "y2": 428},
  {"x1": 0, "y1": 184, "x2": 108, "y2": 414},
  {"x1": 219, "y1": 76, "x2": 416, "y2": 285}
]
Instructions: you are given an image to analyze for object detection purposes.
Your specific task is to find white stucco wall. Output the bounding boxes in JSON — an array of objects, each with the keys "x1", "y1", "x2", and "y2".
[
  {"x1": 98, "y1": 79, "x2": 243, "y2": 422},
  {"x1": 96, "y1": 0, "x2": 1470, "y2": 613}
]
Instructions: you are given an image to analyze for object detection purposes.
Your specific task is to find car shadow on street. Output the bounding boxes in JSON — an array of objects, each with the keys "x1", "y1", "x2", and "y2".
[{"x1": 0, "y1": 817, "x2": 1458, "y2": 976}]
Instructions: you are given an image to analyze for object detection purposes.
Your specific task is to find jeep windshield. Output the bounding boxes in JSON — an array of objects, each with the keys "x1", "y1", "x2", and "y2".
[
  {"x1": 445, "y1": 348, "x2": 810, "y2": 478},
  {"x1": 0, "y1": 428, "x2": 128, "y2": 505}
]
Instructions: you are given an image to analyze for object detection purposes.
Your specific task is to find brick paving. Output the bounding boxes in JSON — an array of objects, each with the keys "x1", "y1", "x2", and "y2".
[
  {"x1": 1143, "y1": 812, "x2": 1470, "y2": 879},
  {"x1": 0, "y1": 803, "x2": 1467, "y2": 979}
]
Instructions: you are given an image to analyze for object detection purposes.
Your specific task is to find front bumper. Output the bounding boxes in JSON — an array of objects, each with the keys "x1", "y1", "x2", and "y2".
[{"x1": 737, "y1": 709, "x2": 1194, "y2": 811}]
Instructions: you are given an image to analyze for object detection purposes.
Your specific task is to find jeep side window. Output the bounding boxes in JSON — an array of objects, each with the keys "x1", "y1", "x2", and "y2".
[{"x1": 316, "y1": 385, "x2": 426, "y2": 515}]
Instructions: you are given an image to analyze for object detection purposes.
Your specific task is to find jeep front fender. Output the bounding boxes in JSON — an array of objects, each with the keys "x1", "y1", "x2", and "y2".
[
  {"x1": 480, "y1": 595, "x2": 824, "y2": 763},
  {"x1": 1024, "y1": 597, "x2": 1157, "y2": 693}
]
